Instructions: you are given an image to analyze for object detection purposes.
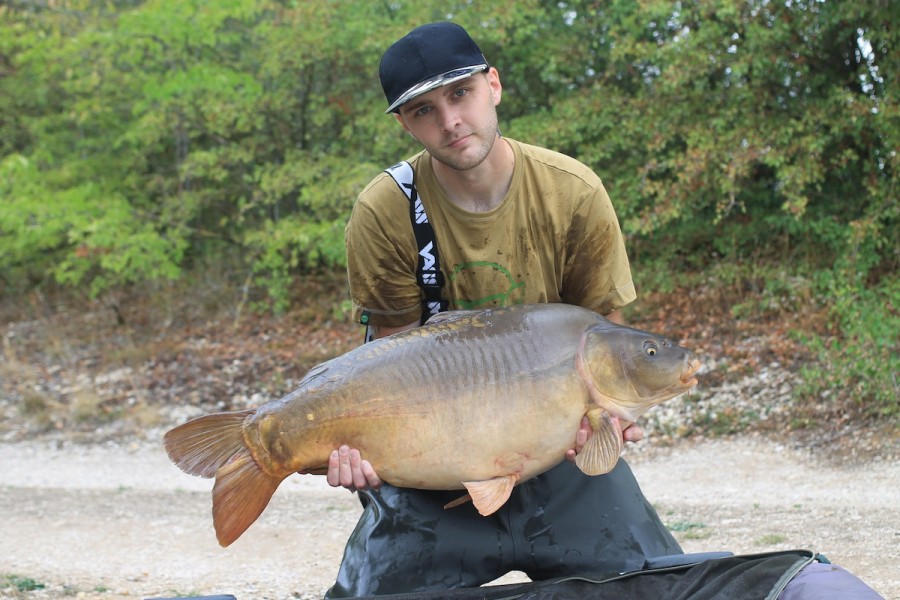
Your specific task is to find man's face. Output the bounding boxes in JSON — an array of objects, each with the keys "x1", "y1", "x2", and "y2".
[{"x1": 394, "y1": 68, "x2": 503, "y2": 172}]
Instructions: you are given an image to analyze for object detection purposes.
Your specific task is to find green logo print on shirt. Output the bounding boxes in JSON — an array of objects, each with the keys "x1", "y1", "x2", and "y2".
[{"x1": 450, "y1": 261, "x2": 527, "y2": 309}]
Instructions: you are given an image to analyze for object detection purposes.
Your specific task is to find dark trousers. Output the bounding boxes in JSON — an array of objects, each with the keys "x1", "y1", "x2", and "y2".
[{"x1": 325, "y1": 459, "x2": 682, "y2": 598}]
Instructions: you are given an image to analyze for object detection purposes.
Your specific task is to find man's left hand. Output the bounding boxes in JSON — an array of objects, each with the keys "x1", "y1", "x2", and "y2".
[{"x1": 565, "y1": 415, "x2": 643, "y2": 463}]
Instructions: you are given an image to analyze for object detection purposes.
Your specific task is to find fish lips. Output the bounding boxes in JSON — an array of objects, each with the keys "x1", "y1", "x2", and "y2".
[{"x1": 680, "y1": 357, "x2": 702, "y2": 387}]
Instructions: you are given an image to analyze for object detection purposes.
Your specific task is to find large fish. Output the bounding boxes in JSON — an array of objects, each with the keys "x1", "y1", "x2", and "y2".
[{"x1": 165, "y1": 303, "x2": 700, "y2": 546}]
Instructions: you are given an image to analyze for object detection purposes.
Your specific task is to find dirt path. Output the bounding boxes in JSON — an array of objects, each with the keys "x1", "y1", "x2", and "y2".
[{"x1": 1, "y1": 437, "x2": 896, "y2": 600}]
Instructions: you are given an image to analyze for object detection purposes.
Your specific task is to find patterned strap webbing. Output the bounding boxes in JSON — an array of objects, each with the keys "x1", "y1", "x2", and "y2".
[{"x1": 363, "y1": 161, "x2": 447, "y2": 342}]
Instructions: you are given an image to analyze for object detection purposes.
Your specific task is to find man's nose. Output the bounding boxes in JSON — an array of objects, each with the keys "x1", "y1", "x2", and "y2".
[{"x1": 437, "y1": 105, "x2": 461, "y2": 132}]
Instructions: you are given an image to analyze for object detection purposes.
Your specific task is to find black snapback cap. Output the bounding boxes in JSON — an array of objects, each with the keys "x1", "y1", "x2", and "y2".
[{"x1": 379, "y1": 22, "x2": 489, "y2": 114}]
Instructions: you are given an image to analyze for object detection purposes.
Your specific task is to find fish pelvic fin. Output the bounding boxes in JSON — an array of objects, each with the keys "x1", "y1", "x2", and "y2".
[
  {"x1": 212, "y1": 449, "x2": 284, "y2": 547},
  {"x1": 462, "y1": 474, "x2": 519, "y2": 516},
  {"x1": 575, "y1": 408, "x2": 623, "y2": 476},
  {"x1": 164, "y1": 410, "x2": 255, "y2": 478}
]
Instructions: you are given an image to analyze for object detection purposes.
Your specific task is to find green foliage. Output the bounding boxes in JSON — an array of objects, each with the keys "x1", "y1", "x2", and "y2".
[
  {"x1": 0, "y1": 0, "x2": 408, "y2": 301},
  {"x1": 245, "y1": 216, "x2": 346, "y2": 314},
  {"x1": 756, "y1": 533, "x2": 787, "y2": 546},
  {"x1": 667, "y1": 521, "x2": 706, "y2": 533},
  {"x1": 4, "y1": 573, "x2": 46, "y2": 592},
  {"x1": 667, "y1": 520, "x2": 711, "y2": 540},
  {"x1": 796, "y1": 276, "x2": 900, "y2": 417},
  {"x1": 503, "y1": 1, "x2": 897, "y2": 280},
  {"x1": 1, "y1": 0, "x2": 896, "y2": 349}
]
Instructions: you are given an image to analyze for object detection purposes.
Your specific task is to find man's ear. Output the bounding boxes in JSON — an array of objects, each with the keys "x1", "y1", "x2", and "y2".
[
  {"x1": 487, "y1": 67, "x2": 502, "y2": 106},
  {"x1": 394, "y1": 112, "x2": 411, "y2": 132},
  {"x1": 394, "y1": 113, "x2": 416, "y2": 139}
]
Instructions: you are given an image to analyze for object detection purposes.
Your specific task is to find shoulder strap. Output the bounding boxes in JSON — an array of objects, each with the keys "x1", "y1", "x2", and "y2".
[{"x1": 384, "y1": 161, "x2": 448, "y2": 324}]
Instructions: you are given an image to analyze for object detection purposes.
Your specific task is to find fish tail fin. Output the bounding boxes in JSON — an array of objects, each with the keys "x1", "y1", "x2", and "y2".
[
  {"x1": 212, "y1": 448, "x2": 285, "y2": 546},
  {"x1": 164, "y1": 410, "x2": 286, "y2": 546},
  {"x1": 164, "y1": 410, "x2": 255, "y2": 478}
]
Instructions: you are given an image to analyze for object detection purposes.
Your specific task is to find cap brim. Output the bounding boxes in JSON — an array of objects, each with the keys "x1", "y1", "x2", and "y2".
[{"x1": 386, "y1": 64, "x2": 488, "y2": 113}]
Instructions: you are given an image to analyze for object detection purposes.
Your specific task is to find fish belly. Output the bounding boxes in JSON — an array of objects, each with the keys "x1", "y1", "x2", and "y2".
[{"x1": 367, "y1": 377, "x2": 589, "y2": 489}]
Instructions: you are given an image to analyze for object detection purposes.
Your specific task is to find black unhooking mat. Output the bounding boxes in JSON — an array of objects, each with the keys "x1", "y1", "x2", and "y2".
[
  {"x1": 144, "y1": 550, "x2": 822, "y2": 600},
  {"x1": 349, "y1": 550, "x2": 819, "y2": 600}
]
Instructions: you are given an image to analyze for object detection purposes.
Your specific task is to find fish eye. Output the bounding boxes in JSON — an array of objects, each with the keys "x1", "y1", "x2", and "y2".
[{"x1": 643, "y1": 341, "x2": 658, "y2": 356}]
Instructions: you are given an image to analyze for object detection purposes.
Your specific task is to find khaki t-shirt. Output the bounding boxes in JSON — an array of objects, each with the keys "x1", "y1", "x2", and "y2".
[{"x1": 345, "y1": 138, "x2": 636, "y2": 327}]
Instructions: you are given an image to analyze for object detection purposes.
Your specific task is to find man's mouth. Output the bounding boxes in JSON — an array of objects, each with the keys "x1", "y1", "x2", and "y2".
[{"x1": 447, "y1": 134, "x2": 471, "y2": 148}]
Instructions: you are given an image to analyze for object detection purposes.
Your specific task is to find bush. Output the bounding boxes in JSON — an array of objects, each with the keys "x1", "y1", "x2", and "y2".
[{"x1": 795, "y1": 277, "x2": 900, "y2": 417}]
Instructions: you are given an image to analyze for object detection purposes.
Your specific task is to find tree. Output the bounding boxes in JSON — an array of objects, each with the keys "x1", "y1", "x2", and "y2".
[{"x1": 2, "y1": 0, "x2": 896, "y2": 303}]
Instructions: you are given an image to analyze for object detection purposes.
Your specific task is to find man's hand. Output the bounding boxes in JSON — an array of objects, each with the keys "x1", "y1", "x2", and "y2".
[
  {"x1": 325, "y1": 445, "x2": 382, "y2": 492},
  {"x1": 565, "y1": 415, "x2": 644, "y2": 463}
]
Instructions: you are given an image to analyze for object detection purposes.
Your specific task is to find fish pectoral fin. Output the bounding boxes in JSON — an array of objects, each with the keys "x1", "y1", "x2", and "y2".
[
  {"x1": 462, "y1": 474, "x2": 519, "y2": 516},
  {"x1": 212, "y1": 449, "x2": 286, "y2": 547},
  {"x1": 575, "y1": 408, "x2": 623, "y2": 476}
]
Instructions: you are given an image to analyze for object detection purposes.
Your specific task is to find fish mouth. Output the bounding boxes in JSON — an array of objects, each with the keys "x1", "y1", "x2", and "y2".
[{"x1": 679, "y1": 357, "x2": 702, "y2": 387}]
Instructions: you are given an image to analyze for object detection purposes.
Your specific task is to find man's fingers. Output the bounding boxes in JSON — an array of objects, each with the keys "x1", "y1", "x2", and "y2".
[
  {"x1": 338, "y1": 445, "x2": 355, "y2": 487},
  {"x1": 570, "y1": 414, "x2": 592, "y2": 456},
  {"x1": 575, "y1": 421, "x2": 589, "y2": 451},
  {"x1": 326, "y1": 448, "x2": 341, "y2": 487},
  {"x1": 360, "y1": 459, "x2": 382, "y2": 490},
  {"x1": 348, "y1": 448, "x2": 368, "y2": 490},
  {"x1": 623, "y1": 423, "x2": 645, "y2": 443},
  {"x1": 323, "y1": 445, "x2": 380, "y2": 491}
]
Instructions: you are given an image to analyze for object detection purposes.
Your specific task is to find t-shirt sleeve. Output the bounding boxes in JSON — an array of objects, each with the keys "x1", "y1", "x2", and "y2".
[
  {"x1": 562, "y1": 181, "x2": 636, "y2": 314},
  {"x1": 344, "y1": 183, "x2": 423, "y2": 327}
]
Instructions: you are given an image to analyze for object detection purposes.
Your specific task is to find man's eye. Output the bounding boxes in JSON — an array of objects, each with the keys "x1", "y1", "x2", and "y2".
[{"x1": 415, "y1": 106, "x2": 432, "y2": 117}]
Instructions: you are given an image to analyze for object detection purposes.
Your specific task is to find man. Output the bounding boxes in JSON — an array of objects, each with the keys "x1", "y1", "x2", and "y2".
[
  {"x1": 324, "y1": 21, "x2": 884, "y2": 600},
  {"x1": 324, "y1": 21, "x2": 680, "y2": 598}
]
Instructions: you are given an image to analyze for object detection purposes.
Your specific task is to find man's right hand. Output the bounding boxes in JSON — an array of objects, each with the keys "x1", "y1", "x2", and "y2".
[{"x1": 326, "y1": 445, "x2": 382, "y2": 492}]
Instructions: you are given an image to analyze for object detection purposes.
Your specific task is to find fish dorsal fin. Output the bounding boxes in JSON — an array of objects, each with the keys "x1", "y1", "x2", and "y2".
[
  {"x1": 575, "y1": 408, "x2": 624, "y2": 476},
  {"x1": 212, "y1": 449, "x2": 285, "y2": 547},
  {"x1": 462, "y1": 474, "x2": 519, "y2": 516},
  {"x1": 423, "y1": 309, "x2": 482, "y2": 326}
]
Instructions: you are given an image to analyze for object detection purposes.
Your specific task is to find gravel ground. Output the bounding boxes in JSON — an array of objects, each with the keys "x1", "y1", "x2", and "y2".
[{"x1": 0, "y1": 434, "x2": 896, "y2": 600}]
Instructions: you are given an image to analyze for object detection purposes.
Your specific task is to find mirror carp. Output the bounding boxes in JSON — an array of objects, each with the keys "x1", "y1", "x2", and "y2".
[{"x1": 164, "y1": 303, "x2": 700, "y2": 546}]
